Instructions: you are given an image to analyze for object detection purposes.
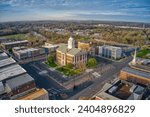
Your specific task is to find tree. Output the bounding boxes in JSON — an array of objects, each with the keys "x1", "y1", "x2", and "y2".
[
  {"x1": 141, "y1": 45, "x2": 149, "y2": 50},
  {"x1": 8, "y1": 48, "x2": 12, "y2": 53},
  {"x1": 47, "y1": 55, "x2": 55, "y2": 64},
  {"x1": 66, "y1": 63, "x2": 74, "y2": 69},
  {"x1": 87, "y1": 58, "x2": 97, "y2": 68},
  {"x1": 78, "y1": 62, "x2": 87, "y2": 72}
]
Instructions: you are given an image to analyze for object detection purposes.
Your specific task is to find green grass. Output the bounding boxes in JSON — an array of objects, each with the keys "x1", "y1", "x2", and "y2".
[
  {"x1": 0, "y1": 33, "x2": 38, "y2": 42},
  {"x1": 0, "y1": 34, "x2": 27, "y2": 40},
  {"x1": 56, "y1": 66, "x2": 81, "y2": 76},
  {"x1": 137, "y1": 49, "x2": 150, "y2": 58},
  {"x1": 45, "y1": 61, "x2": 58, "y2": 68}
]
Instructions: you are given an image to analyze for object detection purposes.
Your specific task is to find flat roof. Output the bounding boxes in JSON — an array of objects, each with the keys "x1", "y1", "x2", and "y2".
[
  {"x1": 43, "y1": 43, "x2": 59, "y2": 48},
  {"x1": 1, "y1": 40, "x2": 28, "y2": 45},
  {"x1": 102, "y1": 45, "x2": 122, "y2": 50},
  {"x1": 0, "y1": 58, "x2": 16, "y2": 68},
  {"x1": 13, "y1": 46, "x2": 26, "y2": 51},
  {"x1": 0, "y1": 52, "x2": 8, "y2": 60},
  {"x1": 96, "y1": 83, "x2": 120, "y2": 100},
  {"x1": 0, "y1": 64, "x2": 26, "y2": 81},
  {"x1": 17, "y1": 48, "x2": 39, "y2": 54},
  {"x1": 122, "y1": 67, "x2": 150, "y2": 79},
  {"x1": 6, "y1": 74, "x2": 34, "y2": 90},
  {"x1": 18, "y1": 89, "x2": 48, "y2": 100}
]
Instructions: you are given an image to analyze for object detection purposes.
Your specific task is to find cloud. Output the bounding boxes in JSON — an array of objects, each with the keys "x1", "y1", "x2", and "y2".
[{"x1": 0, "y1": 0, "x2": 150, "y2": 22}]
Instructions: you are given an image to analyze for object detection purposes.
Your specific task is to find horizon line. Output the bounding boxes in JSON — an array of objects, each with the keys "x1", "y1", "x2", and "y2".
[{"x1": 1, "y1": 19, "x2": 150, "y2": 24}]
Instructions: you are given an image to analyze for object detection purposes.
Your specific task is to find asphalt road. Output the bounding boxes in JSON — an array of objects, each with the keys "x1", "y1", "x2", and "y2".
[
  {"x1": 22, "y1": 62, "x2": 64, "y2": 90},
  {"x1": 69, "y1": 57, "x2": 133, "y2": 100},
  {"x1": 21, "y1": 62, "x2": 93, "y2": 99},
  {"x1": 21, "y1": 56, "x2": 132, "y2": 100}
]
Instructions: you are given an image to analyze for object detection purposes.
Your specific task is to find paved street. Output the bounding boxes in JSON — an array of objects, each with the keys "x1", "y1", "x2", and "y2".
[
  {"x1": 21, "y1": 62, "x2": 93, "y2": 99},
  {"x1": 21, "y1": 56, "x2": 132, "y2": 100},
  {"x1": 69, "y1": 57, "x2": 133, "y2": 99},
  {"x1": 28, "y1": 57, "x2": 115, "y2": 90}
]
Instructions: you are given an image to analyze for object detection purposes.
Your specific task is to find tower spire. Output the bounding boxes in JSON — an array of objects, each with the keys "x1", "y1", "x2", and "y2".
[
  {"x1": 132, "y1": 48, "x2": 137, "y2": 65},
  {"x1": 68, "y1": 36, "x2": 75, "y2": 49}
]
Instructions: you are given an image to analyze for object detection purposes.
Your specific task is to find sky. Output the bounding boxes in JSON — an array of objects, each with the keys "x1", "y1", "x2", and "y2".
[{"x1": 0, "y1": 0, "x2": 150, "y2": 23}]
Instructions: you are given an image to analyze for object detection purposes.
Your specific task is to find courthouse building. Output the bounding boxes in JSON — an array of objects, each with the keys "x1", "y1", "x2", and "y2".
[{"x1": 56, "y1": 37, "x2": 87, "y2": 67}]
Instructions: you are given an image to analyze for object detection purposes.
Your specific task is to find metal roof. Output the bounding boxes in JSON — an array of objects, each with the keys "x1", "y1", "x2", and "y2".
[
  {"x1": 6, "y1": 74, "x2": 34, "y2": 90},
  {"x1": 0, "y1": 52, "x2": 8, "y2": 60},
  {"x1": 67, "y1": 48, "x2": 81, "y2": 55},
  {"x1": 122, "y1": 67, "x2": 150, "y2": 79},
  {"x1": 1, "y1": 40, "x2": 28, "y2": 45},
  {"x1": 0, "y1": 58, "x2": 16, "y2": 68},
  {"x1": 0, "y1": 64, "x2": 26, "y2": 81},
  {"x1": 102, "y1": 45, "x2": 122, "y2": 50},
  {"x1": 57, "y1": 45, "x2": 83, "y2": 56},
  {"x1": 0, "y1": 81, "x2": 4, "y2": 92},
  {"x1": 57, "y1": 45, "x2": 68, "y2": 53},
  {"x1": 96, "y1": 83, "x2": 120, "y2": 100},
  {"x1": 128, "y1": 93, "x2": 141, "y2": 100},
  {"x1": 16, "y1": 48, "x2": 39, "y2": 54},
  {"x1": 13, "y1": 46, "x2": 26, "y2": 51},
  {"x1": 134, "y1": 86, "x2": 145, "y2": 95}
]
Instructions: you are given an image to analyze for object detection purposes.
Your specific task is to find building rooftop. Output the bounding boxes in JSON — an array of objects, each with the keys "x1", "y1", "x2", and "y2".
[
  {"x1": 127, "y1": 93, "x2": 141, "y2": 100},
  {"x1": 42, "y1": 43, "x2": 59, "y2": 48},
  {"x1": 57, "y1": 45, "x2": 84, "y2": 56},
  {"x1": 0, "y1": 58, "x2": 16, "y2": 68},
  {"x1": 94, "y1": 80, "x2": 148, "y2": 100},
  {"x1": 57, "y1": 45, "x2": 68, "y2": 53},
  {"x1": 1, "y1": 40, "x2": 28, "y2": 45},
  {"x1": 67, "y1": 48, "x2": 81, "y2": 55},
  {"x1": 18, "y1": 88, "x2": 48, "y2": 100},
  {"x1": 6, "y1": 74, "x2": 34, "y2": 90},
  {"x1": 0, "y1": 81, "x2": 5, "y2": 94},
  {"x1": 134, "y1": 85, "x2": 145, "y2": 94},
  {"x1": 0, "y1": 64, "x2": 26, "y2": 81},
  {"x1": 95, "y1": 83, "x2": 120, "y2": 100},
  {"x1": 122, "y1": 67, "x2": 150, "y2": 79},
  {"x1": 0, "y1": 52, "x2": 8, "y2": 60},
  {"x1": 102, "y1": 45, "x2": 122, "y2": 50},
  {"x1": 13, "y1": 46, "x2": 26, "y2": 51},
  {"x1": 127, "y1": 85, "x2": 145, "y2": 100},
  {"x1": 17, "y1": 48, "x2": 39, "y2": 54}
]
